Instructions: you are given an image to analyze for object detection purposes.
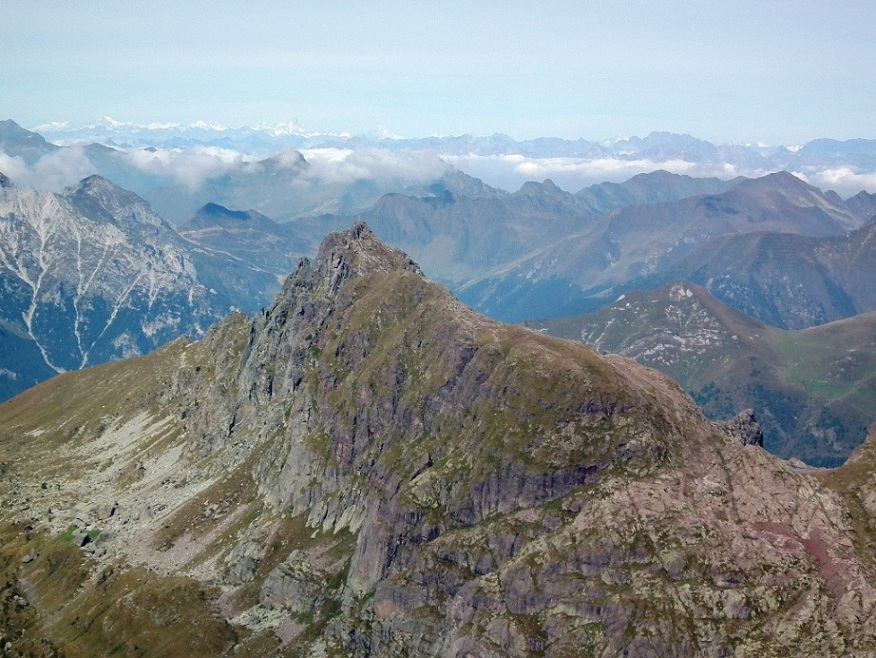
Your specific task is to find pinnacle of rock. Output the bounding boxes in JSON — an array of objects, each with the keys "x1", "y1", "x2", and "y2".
[{"x1": 314, "y1": 220, "x2": 421, "y2": 292}]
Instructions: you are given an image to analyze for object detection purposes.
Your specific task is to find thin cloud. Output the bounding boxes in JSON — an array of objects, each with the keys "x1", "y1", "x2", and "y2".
[
  {"x1": 0, "y1": 147, "x2": 93, "y2": 191},
  {"x1": 445, "y1": 153, "x2": 792, "y2": 193},
  {"x1": 0, "y1": 153, "x2": 30, "y2": 185},
  {"x1": 32, "y1": 146, "x2": 94, "y2": 191}
]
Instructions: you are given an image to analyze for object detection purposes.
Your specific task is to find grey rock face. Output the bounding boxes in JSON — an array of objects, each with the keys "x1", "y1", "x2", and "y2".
[{"x1": 259, "y1": 550, "x2": 328, "y2": 614}]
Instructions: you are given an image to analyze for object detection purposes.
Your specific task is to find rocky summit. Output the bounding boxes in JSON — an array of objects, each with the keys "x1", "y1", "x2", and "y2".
[{"x1": 2, "y1": 223, "x2": 876, "y2": 657}]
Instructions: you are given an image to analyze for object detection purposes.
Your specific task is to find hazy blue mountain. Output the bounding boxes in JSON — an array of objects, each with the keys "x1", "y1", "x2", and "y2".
[
  {"x1": 793, "y1": 138, "x2": 876, "y2": 169},
  {"x1": 0, "y1": 119, "x2": 59, "y2": 163},
  {"x1": 456, "y1": 171, "x2": 870, "y2": 322},
  {"x1": 179, "y1": 202, "x2": 310, "y2": 282},
  {"x1": 845, "y1": 189, "x2": 876, "y2": 222},
  {"x1": 573, "y1": 169, "x2": 742, "y2": 215},
  {"x1": 634, "y1": 217, "x2": 876, "y2": 329}
]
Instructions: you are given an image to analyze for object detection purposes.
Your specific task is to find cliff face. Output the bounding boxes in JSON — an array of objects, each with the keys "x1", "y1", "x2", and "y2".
[{"x1": 2, "y1": 223, "x2": 876, "y2": 657}]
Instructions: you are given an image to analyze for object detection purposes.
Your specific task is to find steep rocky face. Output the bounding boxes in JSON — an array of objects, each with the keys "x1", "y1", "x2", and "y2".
[{"x1": 2, "y1": 223, "x2": 876, "y2": 656}]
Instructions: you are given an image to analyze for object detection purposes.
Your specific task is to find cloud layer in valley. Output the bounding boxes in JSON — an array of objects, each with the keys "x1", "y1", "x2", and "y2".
[{"x1": 4, "y1": 136, "x2": 876, "y2": 204}]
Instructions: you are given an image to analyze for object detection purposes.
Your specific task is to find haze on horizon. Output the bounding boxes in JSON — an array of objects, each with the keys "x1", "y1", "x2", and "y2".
[{"x1": 2, "y1": 0, "x2": 875, "y2": 147}]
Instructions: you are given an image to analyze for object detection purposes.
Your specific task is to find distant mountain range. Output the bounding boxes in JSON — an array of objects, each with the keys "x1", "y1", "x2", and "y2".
[
  {"x1": 633, "y1": 217, "x2": 876, "y2": 329},
  {"x1": 28, "y1": 116, "x2": 876, "y2": 169},
  {"x1": 535, "y1": 282, "x2": 876, "y2": 466}
]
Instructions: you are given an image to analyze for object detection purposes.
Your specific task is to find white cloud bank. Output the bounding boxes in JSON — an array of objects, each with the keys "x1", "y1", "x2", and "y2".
[
  {"x1": 298, "y1": 148, "x2": 452, "y2": 186},
  {"x1": 796, "y1": 167, "x2": 876, "y2": 198},
  {"x1": 122, "y1": 146, "x2": 257, "y2": 189},
  {"x1": 0, "y1": 147, "x2": 93, "y2": 191},
  {"x1": 445, "y1": 153, "x2": 783, "y2": 194}
]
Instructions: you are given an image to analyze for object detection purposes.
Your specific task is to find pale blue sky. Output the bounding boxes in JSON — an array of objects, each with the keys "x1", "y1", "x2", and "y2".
[{"x1": 2, "y1": 0, "x2": 874, "y2": 144}]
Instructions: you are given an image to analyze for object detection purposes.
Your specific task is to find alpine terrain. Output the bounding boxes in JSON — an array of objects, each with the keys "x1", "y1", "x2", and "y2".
[
  {"x1": 636, "y1": 217, "x2": 876, "y2": 329},
  {"x1": 1, "y1": 224, "x2": 876, "y2": 657},
  {"x1": 0, "y1": 173, "x2": 280, "y2": 401}
]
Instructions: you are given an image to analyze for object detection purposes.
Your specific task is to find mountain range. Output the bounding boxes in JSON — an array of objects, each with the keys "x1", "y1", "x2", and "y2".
[
  {"x1": 448, "y1": 172, "x2": 874, "y2": 322},
  {"x1": 3, "y1": 224, "x2": 876, "y2": 656},
  {"x1": 2, "y1": 119, "x2": 874, "y2": 468},
  {"x1": 535, "y1": 281, "x2": 876, "y2": 466},
  {"x1": 632, "y1": 217, "x2": 876, "y2": 329}
]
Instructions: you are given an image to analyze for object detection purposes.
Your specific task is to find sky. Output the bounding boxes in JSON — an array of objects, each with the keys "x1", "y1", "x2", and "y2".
[{"x1": 2, "y1": 1, "x2": 875, "y2": 145}]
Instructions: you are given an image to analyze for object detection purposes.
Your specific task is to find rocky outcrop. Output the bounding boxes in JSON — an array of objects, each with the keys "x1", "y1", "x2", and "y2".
[
  {"x1": 718, "y1": 408, "x2": 764, "y2": 446},
  {"x1": 259, "y1": 550, "x2": 328, "y2": 614}
]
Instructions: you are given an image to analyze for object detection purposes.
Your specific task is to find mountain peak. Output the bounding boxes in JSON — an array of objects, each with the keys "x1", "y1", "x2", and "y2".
[
  {"x1": 72, "y1": 173, "x2": 126, "y2": 196},
  {"x1": 0, "y1": 171, "x2": 13, "y2": 189},
  {"x1": 515, "y1": 178, "x2": 565, "y2": 196},
  {"x1": 313, "y1": 221, "x2": 421, "y2": 291},
  {"x1": 0, "y1": 119, "x2": 57, "y2": 163},
  {"x1": 65, "y1": 175, "x2": 169, "y2": 230},
  {"x1": 0, "y1": 119, "x2": 33, "y2": 139},
  {"x1": 743, "y1": 169, "x2": 811, "y2": 191},
  {"x1": 199, "y1": 202, "x2": 249, "y2": 221}
]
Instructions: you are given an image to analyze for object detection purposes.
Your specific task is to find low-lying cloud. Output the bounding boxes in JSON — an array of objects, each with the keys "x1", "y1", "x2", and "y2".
[
  {"x1": 0, "y1": 147, "x2": 94, "y2": 192},
  {"x1": 299, "y1": 147, "x2": 451, "y2": 185},
  {"x1": 444, "y1": 153, "x2": 781, "y2": 194},
  {"x1": 795, "y1": 167, "x2": 876, "y2": 198},
  {"x1": 122, "y1": 146, "x2": 257, "y2": 189}
]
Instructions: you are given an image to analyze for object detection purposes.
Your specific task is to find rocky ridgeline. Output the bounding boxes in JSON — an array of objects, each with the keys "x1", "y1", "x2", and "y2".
[{"x1": 1, "y1": 223, "x2": 876, "y2": 656}]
